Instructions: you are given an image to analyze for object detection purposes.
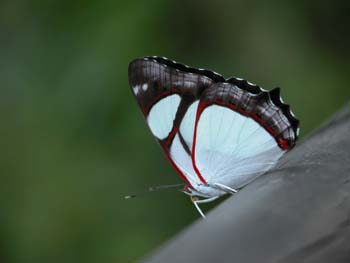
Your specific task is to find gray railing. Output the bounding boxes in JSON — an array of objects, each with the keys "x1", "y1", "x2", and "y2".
[{"x1": 143, "y1": 105, "x2": 350, "y2": 263}]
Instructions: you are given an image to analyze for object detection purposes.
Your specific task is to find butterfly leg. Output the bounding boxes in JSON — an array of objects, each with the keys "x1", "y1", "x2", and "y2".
[
  {"x1": 190, "y1": 196, "x2": 220, "y2": 218},
  {"x1": 213, "y1": 182, "x2": 238, "y2": 194}
]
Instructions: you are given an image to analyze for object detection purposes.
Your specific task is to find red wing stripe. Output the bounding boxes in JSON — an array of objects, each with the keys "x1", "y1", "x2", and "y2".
[{"x1": 161, "y1": 144, "x2": 193, "y2": 188}]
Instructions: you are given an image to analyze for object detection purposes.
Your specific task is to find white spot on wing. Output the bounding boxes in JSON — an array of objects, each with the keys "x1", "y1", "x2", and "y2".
[
  {"x1": 142, "y1": 83, "x2": 148, "y2": 91},
  {"x1": 133, "y1": 85, "x2": 141, "y2": 95}
]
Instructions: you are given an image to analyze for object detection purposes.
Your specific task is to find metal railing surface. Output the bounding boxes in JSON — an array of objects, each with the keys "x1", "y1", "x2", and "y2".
[{"x1": 143, "y1": 105, "x2": 350, "y2": 263}]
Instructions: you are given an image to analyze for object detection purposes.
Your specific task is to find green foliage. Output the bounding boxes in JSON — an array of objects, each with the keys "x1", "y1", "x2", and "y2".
[{"x1": 0, "y1": 0, "x2": 349, "y2": 262}]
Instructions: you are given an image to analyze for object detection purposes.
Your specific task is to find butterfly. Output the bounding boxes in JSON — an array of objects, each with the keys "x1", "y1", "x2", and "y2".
[{"x1": 128, "y1": 56, "x2": 299, "y2": 217}]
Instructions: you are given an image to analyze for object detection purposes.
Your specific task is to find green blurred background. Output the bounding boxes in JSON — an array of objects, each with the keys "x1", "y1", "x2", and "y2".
[{"x1": 1, "y1": 0, "x2": 349, "y2": 262}]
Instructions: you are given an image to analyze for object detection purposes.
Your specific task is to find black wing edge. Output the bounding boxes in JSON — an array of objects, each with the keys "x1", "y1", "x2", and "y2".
[
  {"x1": 228, "y1": 76, "x2": 300, "y2": 140},
  {"x1": 143, "y1": 56, "x2": 225, "y2": 82},
  {"x1": 269, "y1": 87, "x2": 300, "y2": 139},
  {"x1": 129, "y1": 56, "x2": 300, "y2": 140}
]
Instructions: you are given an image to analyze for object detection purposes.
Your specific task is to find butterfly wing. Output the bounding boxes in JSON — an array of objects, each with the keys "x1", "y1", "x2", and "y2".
[
  {"x1": 128, "y1": 57, "x2": 223, "y2": 187},
  {"x1": 129, "y1": 56, "x2": 300, "y2": 193},
  {"x1": 191, "y1": 80, "x2": 299, "y2": 188}
]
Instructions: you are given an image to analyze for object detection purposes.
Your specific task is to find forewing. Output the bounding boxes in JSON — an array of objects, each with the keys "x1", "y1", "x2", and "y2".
[{"x1": 128, "y1": 57, "x2": 219, "y2": 187}]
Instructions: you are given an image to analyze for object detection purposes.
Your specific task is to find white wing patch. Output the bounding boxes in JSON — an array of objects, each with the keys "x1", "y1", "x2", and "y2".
[
  {"x1": 147, "y1": 94, "x2": 181, "y2": 139},
  {"x1": 193, "y1": 104, "x2": 283, "y2": 188},
  {"x1": 179, "y1": 101, "x2": 199, "y2": 149},
  {"x1": 169, "y1": 134, "x2": 201, "y2": 186}
]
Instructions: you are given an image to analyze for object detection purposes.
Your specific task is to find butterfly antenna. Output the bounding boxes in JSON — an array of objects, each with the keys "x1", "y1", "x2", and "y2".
[
  {"x1": 124, "y1": 194, "x2": 137, "y2": 199},
  {"x1": 124, "y1": 183, "x2": 184, "y2": 199},
  {"x1": 213, "y1": 183, "x2": 238, "y2": 194},
  {"x1": 148, "y1": 183, "x2": 184, "y2": 192}
]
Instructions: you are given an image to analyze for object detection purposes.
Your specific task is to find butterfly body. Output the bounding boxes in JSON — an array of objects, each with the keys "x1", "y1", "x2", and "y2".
[{"x1": 128, "y1": 56, "x2": 299, "y2": 213}]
